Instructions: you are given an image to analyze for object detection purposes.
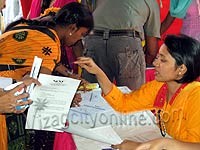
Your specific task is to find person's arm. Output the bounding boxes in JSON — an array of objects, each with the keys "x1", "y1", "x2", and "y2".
[
  {"x1": 143, "y1": 0, "x2": 160, "y2": 66},
  {"x1": 160, "y1": 12, "x2": 175, "y2": 35},
  {"x1": 145, "y1": 35, "x2": 158, "y2": 66},
  {"x1": 111, "y1": 139, "x2": 140, "y2": 150},
  {"x1": 112, "y1": 138, "x2": 200, "y2": 150},
  {"x1": 74, "y1": 57, "x2": 113, "y2": 95},
  {"x1": 135, "y1": 138, "x2": 200, "y2": 150},
  {"x1": 0, "y1": 77, "x2": 40, "y2": 114}
]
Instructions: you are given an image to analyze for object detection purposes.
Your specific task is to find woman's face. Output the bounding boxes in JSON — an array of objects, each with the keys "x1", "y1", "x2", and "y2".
[
  {"x1": 153, "y1": 44, "x2": 181, "y2": 82},
  {"x1": 63, "y1": 27, "x2": 88, "y2": 46},
  {"x1": 0, "y1": 0, "x2": 5, "y2": 11}
]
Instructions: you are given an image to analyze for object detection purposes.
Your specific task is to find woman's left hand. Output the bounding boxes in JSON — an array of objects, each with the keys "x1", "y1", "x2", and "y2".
[
  {"x1": 111, "y1": 140, "x2": 141, "y2": 150},
  {"x1": 69, "y1": 73, "x2": 90, "y2": 91},
  {"x1": 74, "y1": 57, "x2": 102, "y2": 75}
]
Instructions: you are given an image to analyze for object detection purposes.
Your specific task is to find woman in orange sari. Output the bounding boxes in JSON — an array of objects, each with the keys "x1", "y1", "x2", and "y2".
[
  {"x1": 0, "y1": 2, "x2": 93, "y2": 149},
  {"x1": 0, "y1": 2, "x2": 93, "y2": 80}
]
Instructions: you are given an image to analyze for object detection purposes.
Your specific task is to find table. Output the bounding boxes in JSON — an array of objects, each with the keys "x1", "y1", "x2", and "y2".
[{"x1": 66, "y1": 87, "x2": 169, "y2": 150}]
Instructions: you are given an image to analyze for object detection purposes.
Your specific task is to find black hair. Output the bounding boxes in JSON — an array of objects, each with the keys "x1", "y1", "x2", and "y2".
[
  {"x1": 41, "y1": 0, "x2": 52, "y2": 14},
  {"x1": 5, "y1": 2, "x2": 93, "y2": 33},
  {"x1": 54, "y1": 2, "x2": 93, "y2": 32},
  {"x1": 164, "y1": 34, "x2": 200, "y2": 83}
]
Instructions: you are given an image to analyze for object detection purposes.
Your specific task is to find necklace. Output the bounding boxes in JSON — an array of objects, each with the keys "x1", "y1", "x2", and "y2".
[{"x1": 153, "y1": 82, "x2": 188, "y2": 137}]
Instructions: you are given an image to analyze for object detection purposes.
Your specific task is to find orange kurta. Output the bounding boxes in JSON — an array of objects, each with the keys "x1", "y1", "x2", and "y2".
[
  {"x1": 0, "y1": 24, "x2": 61, "y2": 80},
  {"x1": 103, "y1": 80, "x2": 200, "y2": 142}
]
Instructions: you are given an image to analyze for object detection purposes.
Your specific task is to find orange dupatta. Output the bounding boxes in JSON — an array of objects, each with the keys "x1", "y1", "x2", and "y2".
[{"x1": 0, "y1": 115, "x2": 7, "y2": 150}]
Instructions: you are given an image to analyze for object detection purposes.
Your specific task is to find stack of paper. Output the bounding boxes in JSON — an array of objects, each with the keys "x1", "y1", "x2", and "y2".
[{"x1": 61, "y1": 125, "x2": 122, "y2": 145}]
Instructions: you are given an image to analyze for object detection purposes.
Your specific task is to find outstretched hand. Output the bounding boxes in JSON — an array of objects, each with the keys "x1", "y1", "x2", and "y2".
[
  {"x1": 75, "y1": 56, "x2": 113, "y2": 95},
  {"x1": 74, "y1": 57, "x2": 102, "y2": 75}
]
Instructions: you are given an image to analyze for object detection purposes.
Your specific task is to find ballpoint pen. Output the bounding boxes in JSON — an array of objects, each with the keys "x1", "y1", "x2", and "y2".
[{"x1": 89, "y1": 92, "x2": 93, "y2": 101}]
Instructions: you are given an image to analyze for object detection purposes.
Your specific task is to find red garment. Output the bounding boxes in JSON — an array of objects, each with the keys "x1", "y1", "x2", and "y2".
[
  {"x1": 52, "y1": 0, "x2": 77, "y2": 7},
  {"x1": 145, "y1": 68, "x2": 156, "y2": 83},
  {"x1": 156, "y1": 0, "x2": 183, "y2": 47},
  {"x1": 20, "y1": 0, "x2": 32, "y2": 18},
  {"x1": 146, "y1": 0, "x2": 183, "y2": 83},
  {"x1": 29, "y1": 0, "x2": 42, "y2": 19},
  {"x1": 153, "y1": 83, "x2": 188, "y2": 107},
  {"x1": 54, "y1": 132, "x2": 76, "y2": 150},
  {"x1": 65, "y1": 46, "x2": 78, "y2": 73}
]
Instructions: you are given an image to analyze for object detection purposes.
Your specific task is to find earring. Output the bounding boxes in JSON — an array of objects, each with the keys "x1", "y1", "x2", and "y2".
[
  {"x1": 178, "y1": 72, "x2": 182, "y2": 75},
  {"x1": 69, "y1": 33, "x2": 72, "y2": 36}
]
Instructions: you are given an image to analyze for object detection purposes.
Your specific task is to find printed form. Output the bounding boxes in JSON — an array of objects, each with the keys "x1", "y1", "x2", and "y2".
[{"x1": 25, "y1": 73, "x2": 81, "y2": 132}]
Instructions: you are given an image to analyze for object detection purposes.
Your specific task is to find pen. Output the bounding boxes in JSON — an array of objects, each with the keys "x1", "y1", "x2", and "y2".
[{"x1": 89, "y1": 92, "x2": 93, "y2": 101}]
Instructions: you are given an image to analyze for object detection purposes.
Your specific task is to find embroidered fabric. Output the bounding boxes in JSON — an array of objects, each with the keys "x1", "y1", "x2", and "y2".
[{"x1": 153, "y1": 83, "x2": 188, "y2": 108}]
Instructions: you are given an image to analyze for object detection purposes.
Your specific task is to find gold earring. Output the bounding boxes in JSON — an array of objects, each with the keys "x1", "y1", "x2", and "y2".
[{"x1": 178, "y1": 72, "x2": 182, "y2": 75}]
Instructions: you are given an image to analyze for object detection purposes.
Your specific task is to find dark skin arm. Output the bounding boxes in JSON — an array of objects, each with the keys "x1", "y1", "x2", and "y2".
[
  {"x1": 145, "y1": 12, "x2": 175, "y2": 65},
  {"x1": 145, "y1": 35, "x2": 158, "y2": 66},
  {"x1": 160, "y1": 12, "x2": 175, "y2": 35}
]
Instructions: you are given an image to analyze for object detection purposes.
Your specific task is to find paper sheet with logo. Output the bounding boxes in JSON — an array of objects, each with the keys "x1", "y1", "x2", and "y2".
[{"x1": 25, "y1": 73, "x2": 81, "y2": 132}]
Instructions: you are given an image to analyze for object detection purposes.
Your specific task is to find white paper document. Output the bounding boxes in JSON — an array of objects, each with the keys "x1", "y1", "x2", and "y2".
[
  {"x1": 0, "y1": 77, "x2": 12, "y2": 88},
  {"x1": 72, "y1": 125, "x2": 170, "y2": 150},
  {"x1": 61, "y1": 125, "x2": 122, "y2": 145},
  {"x1": 27, "y1": 56, "x2": 42, "y2": 94},
  {"x1": 25, "y1": 73, "x2": 81, "y2": 131},
  {"x1": 68, "y1": 86, "x2": 132, "y2": 128}
]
